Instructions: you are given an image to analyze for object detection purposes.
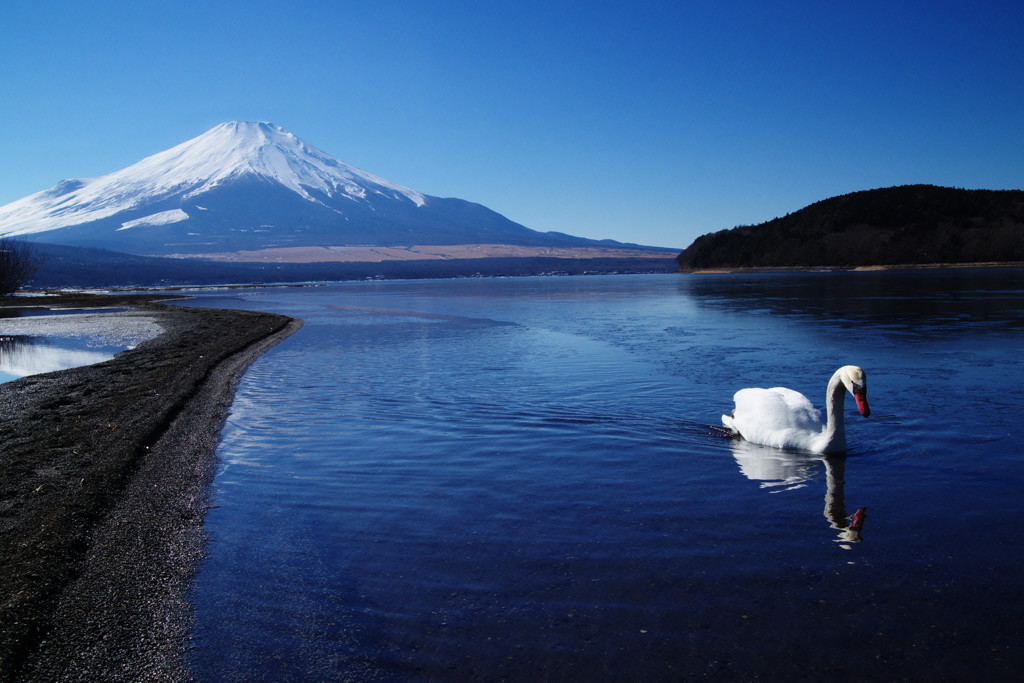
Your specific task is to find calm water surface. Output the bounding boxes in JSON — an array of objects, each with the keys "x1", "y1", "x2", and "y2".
[
  {"x1": 181, "y1": 270, "x2": 1024, "y2": 681},
  {"x1": 0, "y1": 308, "x2": 138, "y2": 382}
]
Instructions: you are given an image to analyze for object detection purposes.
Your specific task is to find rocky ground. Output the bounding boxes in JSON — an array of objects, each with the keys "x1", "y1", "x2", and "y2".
[{"x1": 0, "y1": 292, "x2": 300, "y2": 681}]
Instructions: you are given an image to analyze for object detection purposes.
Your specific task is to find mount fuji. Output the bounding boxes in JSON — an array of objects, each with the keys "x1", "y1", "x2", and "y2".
[{"x1": 0, "y1": 122, "x2": 650, "y2": 258}]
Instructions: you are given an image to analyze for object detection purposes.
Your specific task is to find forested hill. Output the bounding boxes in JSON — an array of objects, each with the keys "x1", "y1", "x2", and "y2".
[{"x1": 676, "y1": 185, "x2": 1024, "y2": 270}]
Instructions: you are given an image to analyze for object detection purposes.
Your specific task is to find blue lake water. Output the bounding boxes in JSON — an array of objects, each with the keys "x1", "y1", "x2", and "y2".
[{"x1": 179, "y1": 270, "x2": 1024, "y2": 681}]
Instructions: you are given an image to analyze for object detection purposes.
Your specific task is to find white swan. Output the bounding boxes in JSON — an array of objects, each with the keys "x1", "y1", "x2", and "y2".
[{"x1": 722, "y1": 365, "x2": 870, "y2": 454}]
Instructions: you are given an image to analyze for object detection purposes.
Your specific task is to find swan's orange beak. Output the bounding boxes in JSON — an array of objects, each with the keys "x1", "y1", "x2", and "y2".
[{"x1": 854, "y1": 390, "x2": 870, "y2": 417}]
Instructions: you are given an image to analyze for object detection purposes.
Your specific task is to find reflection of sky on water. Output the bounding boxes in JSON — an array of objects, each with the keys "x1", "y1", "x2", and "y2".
[
  {"x1": 0, "y1": 308, "x2": 162, "y2": 382},
  {"x1": 0, "y1": 336, "x2": 123, "y2": 383}
]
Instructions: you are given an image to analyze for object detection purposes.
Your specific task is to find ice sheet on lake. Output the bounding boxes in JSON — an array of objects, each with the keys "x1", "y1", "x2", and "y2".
[{"x1": 0, "y1": 311, "x2": 164, "y2": 348}]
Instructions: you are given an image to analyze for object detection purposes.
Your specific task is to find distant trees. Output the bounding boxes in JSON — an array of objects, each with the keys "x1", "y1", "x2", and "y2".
[
  {"x1": 0, "y1": 238, "x2": 43, "y2": 295},
  {"x1": 676, "y1": 185, "x2": 1024, "y2": 270}
]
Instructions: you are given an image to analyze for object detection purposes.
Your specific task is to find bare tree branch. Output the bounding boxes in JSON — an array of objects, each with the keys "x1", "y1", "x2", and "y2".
[{"x1": 0, "y1": 239, "x2": 44, "y2": 295}]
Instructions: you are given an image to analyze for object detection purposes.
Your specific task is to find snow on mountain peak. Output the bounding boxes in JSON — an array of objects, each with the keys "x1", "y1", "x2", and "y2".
[
  {"x1": 0, "y1": 121, "x2": 425, "y2": 237},
  {"x1": 126, "y1": 120, "x2": 425, "y2": 205}
]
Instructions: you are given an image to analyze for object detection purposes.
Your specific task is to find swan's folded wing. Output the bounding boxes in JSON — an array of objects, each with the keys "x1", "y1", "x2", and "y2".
[
  {"x1": 733, "y1": 388, "x2": 800, "y2": 426},
  {"x1": 768, "y1": 387, "x2": 823, "y2": 431},
  {"x1": 729, "y1": 387, "x2": 825, "y2": 451}
]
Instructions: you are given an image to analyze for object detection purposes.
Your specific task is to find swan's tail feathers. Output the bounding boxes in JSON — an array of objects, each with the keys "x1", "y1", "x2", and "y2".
[{"x1": 721, "y1": 413, "x2": 737, "y2": 432}]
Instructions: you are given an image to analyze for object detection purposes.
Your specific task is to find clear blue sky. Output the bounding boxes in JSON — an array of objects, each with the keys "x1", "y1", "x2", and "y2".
[{"x1": 2, "y1": 0, "x2": 1021, "y2": 248}]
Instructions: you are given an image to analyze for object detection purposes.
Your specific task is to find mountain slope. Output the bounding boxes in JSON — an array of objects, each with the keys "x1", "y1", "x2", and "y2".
[
  {"x1": 676, "y1": 185, "x2": 1024, "y2": 269},
  {"x1": 0, "y1": 122, "x2": 631, "y2": 256}
]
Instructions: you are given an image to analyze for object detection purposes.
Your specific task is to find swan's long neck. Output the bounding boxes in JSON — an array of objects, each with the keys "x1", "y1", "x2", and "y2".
[{"x1": 821, "y1": 369, "x2": 848, "y2": 454}]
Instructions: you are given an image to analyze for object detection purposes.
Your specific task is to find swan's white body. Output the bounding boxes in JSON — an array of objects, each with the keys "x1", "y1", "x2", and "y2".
[{"x1": 722, "y1": 366, "x2": 870, "y2": 454}]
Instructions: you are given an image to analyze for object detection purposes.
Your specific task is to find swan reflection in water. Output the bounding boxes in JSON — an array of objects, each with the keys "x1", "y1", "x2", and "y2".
[
  {"x1": 729, "y1": 439, "x2": 867, "y2": 544},
  {"x1": 0, "y1": 335, "x2": 119, "y2": 382}
]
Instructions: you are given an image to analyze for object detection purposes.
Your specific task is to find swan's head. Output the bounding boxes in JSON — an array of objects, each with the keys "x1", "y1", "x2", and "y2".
[{"x1": 839, "y1": 365, "x2": 870, "y2": 417}]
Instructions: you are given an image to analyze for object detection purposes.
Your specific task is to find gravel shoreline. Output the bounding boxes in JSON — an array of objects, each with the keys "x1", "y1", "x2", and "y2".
[{"x1": 0, "y1": 293, "x2": 300, "y2": 681}]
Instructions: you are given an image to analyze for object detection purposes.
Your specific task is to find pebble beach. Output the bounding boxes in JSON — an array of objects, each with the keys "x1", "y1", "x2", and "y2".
[{"x1": 0, "y1": 292, "x2": 299, "y2": 681}]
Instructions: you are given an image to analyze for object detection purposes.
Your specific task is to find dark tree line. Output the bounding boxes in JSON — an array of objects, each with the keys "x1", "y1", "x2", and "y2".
[
  {"x1": 677, "y1": 185, "x2": 1024, "y2": 269},
  {"x1": 0, "y1": 238, "x2": 43, "y2": 295}
]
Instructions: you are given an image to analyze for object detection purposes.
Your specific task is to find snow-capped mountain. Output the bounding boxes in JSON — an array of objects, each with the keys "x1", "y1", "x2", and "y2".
[{"x1": 0, "y1": 122, "x2": 611, "y2": 255}]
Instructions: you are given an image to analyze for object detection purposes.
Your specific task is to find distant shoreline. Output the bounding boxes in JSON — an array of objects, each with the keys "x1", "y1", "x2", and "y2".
[
  {"x1": 163, "y1": 243, "x2": 678, "y2": 263},
  {"x1": 682, "y1": 261, "x2": 1024, "y2": 274}
]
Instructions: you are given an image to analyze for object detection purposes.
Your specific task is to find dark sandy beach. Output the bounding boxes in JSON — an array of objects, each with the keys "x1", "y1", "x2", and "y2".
[{"x1": 0, "y1": 293, "x2": 300, "y2": 681}]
